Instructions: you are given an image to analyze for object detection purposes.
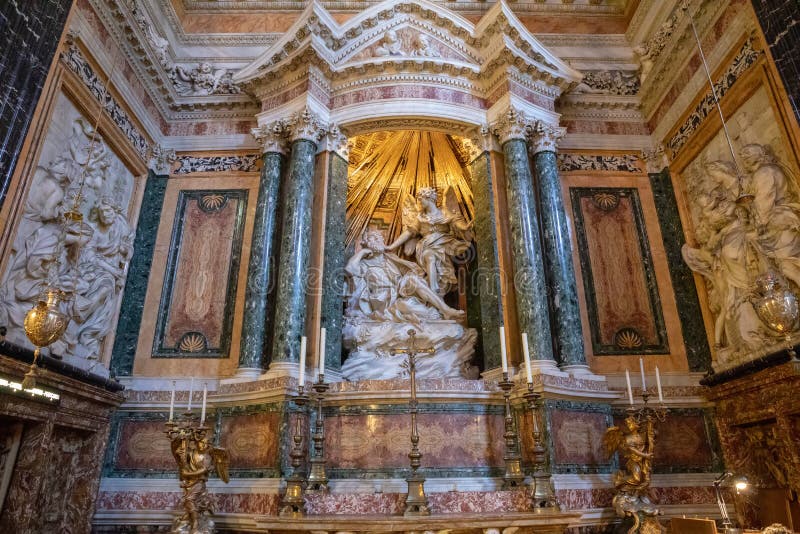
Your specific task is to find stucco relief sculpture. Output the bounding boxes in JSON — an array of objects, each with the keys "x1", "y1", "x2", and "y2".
[
  {"x1": 341, "y1": 187, "x2": 477, "y2": 381},
  {"x1": 682, "y1": 144, "x2": 800, "y2": 368},
  {"x1": 0, "y1": 118, "x2": 134, "y2": 373}
]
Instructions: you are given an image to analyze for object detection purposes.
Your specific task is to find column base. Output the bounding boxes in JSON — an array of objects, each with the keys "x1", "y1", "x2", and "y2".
[
  {"x1": 530, "y1": 359, "x2": 569, "y2": 378},
  {"x1": 559, "y1": 364, "x2": 605, "y2": 381},
  {"x1": 223, "y1": 367, "x2": 265, "y2": 384}
]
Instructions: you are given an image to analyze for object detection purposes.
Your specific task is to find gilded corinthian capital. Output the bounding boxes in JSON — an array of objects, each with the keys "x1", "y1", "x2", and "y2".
[
  {"x1": 527, "y1": 121, "x2": 566, "y2": 155},
  {"x1": 251, "y1": 120, "x2": 289, "y2": 155},
  {"x1": 491, "y1": 108, "x2": 533, "y2": 145},
  {"x1": 286, "y1": 107, "x2": 327, "y2": 143}
]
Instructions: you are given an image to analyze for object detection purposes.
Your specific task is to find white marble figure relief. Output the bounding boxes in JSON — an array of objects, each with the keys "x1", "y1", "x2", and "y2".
[
  {"x1": 375, "y1": 30, "x2": 403, "y2": 57},
  {"x1": 341, "y1": 187, "x2": 477, "y2": 381},
  {"x1": 682, "y1": 144, "x2": 800, "y2": 368},
  {"x1": 0, "y1": 95, "x2": 134, "y2": 375}
]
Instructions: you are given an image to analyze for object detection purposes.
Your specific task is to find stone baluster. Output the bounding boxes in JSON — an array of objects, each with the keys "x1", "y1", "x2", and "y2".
[
  {"x1": 238, "y1": 121, "x2": 289, "y2": 377},
  {"x1": 492, "y1": 109, "x2": 556, "y2": 367},
  {"x1": 528, "y1": 122, "x2": 588, "y2": 374},
  {"x1": 270, "y1": 108, "x2": 326, "y2": 370}
]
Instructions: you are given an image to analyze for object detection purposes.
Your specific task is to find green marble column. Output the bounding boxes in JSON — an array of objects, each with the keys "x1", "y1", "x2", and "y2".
[
  {"x1": 469, "y1": 151, "x2": 504, "y2": 371},
  {"x1": 111, "y1": 168, "x2": 169, "y2": 376},
  {"x1": 494, "y1": 112, "x2": 555, "y2": 363},
  {"x1": 270, "y1": 111, "x2": 323, "y2": 366},
  {"x1": 239, "y1": 124, "x2": 287, "y2": 375},
  {"x1": 529, "y1": 125, "x2": 587, "y2": 371},
  {"x1": 320, "y1": 133, "x2": 348, "y2": 372}
]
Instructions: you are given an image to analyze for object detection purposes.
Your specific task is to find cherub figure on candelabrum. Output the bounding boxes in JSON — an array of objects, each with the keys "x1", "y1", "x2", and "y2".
[
  {"x1": 341, "y1": 186, "x2": 477, "y2": 381},
  {"x1": 682, "y1": 145, "x2": 800, "y2": 370},
  {"x1": 168, "y1": 427, "x2": 229, "y2": 534},
  {"x1": 604, "y1": 415, "x2": 662, "y2": 534}
]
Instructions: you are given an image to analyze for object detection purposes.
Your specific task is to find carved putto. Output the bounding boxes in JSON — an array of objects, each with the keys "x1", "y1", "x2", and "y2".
[
  {"x1": 682, "y1": 144, "x2": 800, "y2": 368},
  {"x1": 0, "y1": 115, "x2": 134, "y2": 374},
  {"x1": 341, "y1": 186, "x2": 477, "y2": 381}
]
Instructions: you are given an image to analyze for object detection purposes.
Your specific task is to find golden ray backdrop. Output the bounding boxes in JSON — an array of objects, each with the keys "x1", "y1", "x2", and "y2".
[{"x1": 346, "y1": 130, "x2": 476, "y2": 247}]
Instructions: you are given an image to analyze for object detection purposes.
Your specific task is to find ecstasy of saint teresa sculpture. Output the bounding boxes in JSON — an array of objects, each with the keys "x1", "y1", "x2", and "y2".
[{"x1": 341, "y1": 186, "x2": 478, "y2": 380}]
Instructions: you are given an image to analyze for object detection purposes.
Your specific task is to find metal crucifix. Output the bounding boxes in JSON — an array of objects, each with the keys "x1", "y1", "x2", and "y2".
[{"x1": 391, "y1": 329, "x2": 434, "y2": 516}]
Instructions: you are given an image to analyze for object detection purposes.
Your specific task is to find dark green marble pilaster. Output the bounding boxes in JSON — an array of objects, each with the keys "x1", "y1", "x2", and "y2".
[
  {"x1": 320, "y1": 152, "x2": 348, "y2": 372},
  {"x1": 649, "y1": 168, "x2": 711, "y2": 372},
  {"x1": 469, "y1": 152, "x2": 504, "y2": 371},
  {"x1": 270, "y1": 139, "x2": 317, "y2": 364},
  {"x1": 239, "y1": 151, "x2": 285, "y2": 371},
  {"x1": 111, "y1": 170, "x2": 168, "y2": 376},
  {"x1": 502, "y1": 139, "x2": 554, "y2": 361},
  {"x1": 531, "y1": 150, "x2": 586, "y2": 367}
]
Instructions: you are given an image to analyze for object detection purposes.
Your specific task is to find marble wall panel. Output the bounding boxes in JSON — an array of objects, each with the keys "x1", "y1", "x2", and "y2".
[
  {"x1": 0, "y1": 0, "x2": 72, "y2": 212},
  {"x1": 219, "y1": 412, "x2": 281, "y2": 470},
  {"x1": 324, "y1": 410, "x2": 504, "y2": 471},
  {"x1": 550, "y1": 409, "x2": 609, "y2": 468},
  {"x1": 570, "y1": 187, "x2": 668, "y2": 355},
  {"x1": 153, "y1": 190, "x2": 248, "y2": 358},
  {"x1": 112, "y1": 419, "x2": 174, "y2": 472},
  {"x1": 752, "y1": 0, "x2": 800, "y2": 121}
]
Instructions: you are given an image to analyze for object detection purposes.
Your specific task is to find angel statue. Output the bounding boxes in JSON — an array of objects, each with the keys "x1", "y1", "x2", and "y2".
[
  {"x1": 170, "y1": 429, "x2": 229, "y2": 534},
  {"x1": 603, "y1": 415, "x2": 662, "y2": 534},
  {"x1": 386, "y1": 186, "x2": 473, "y2": 296}
]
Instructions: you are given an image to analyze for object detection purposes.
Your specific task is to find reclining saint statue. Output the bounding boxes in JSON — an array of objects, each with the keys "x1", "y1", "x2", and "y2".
[{"x1": 341, "y1": 186, "x2": 478, "y2": 381}]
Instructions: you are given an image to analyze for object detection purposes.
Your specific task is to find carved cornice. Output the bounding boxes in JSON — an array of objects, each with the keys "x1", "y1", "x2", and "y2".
[
  {"x1": 324, "y1": 124, "x2": 350, "y2": 159},
  {"x1": 527, "y1": 121, "x2": 566, "y2": 154},
  {"x1": 640, "y1": 145, "x2": 668, "y2": 174},
  {"x1": 491, "y1": 108, "x2": 533, "y2": 144},
  {"x1": 149, "y1": 144, "x2": 177, "y2": 174},
  {"x1": 286, "y1": 108, "x2": 327, "y2": 143},
  {"x1": 252, "y1": 120, "x2": 289, "y2": 154}
]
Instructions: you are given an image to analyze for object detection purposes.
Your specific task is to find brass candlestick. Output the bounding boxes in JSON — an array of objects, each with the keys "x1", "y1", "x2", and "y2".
[
  {"x1": 280, "y1": 385, "x2": 309, "y2": 517},
  {"x1": 499, "y1": 373, "x2": 525, "y2": 488},
  {"x1": 522, "y1": 383, "x2": 559, "y2": 510},
  {"x1": 604, "y1": 389, "x2": 667, "y2": 533},
  {"x1": 307, "y1": 375, "x2": 329, "y2": 491},
  {"x1": 392, "y1": 329, "x2": 434, "y2": 517},
  {"x1": 165, "y1": 411, "x2": 229, "y2": 534}
]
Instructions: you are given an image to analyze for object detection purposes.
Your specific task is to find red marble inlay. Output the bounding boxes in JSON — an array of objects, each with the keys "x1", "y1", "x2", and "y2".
[
  {"x1": 550, "y1": 410, "x2": 608, "y2": 466},
  {"x1": 331, "y1": 85, "x2": 486, "y2": 110},
  {"x1": 114, "y1": 420, "x2": 175, "y2": 471},
  {"x1": 219, "y1": 412, "x2": 281, "y2": 470}
]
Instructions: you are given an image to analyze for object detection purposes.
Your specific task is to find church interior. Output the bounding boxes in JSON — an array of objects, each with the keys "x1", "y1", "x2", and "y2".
[{"x1": 1, "y1": 0, "x2": 800, "y2": 532}]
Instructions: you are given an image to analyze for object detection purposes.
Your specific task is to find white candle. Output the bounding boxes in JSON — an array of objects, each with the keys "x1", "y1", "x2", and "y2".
[
  {"x1": 522, "y1": 333, "x2": 533, "y2": 384},
  {"x1": 499, "y1": 326, "x2": 508, "y2": 375},
  {"x1": 187, "y1": 377, "x2": 194, "y2": 411},
  {"x1": 201, "y1": 383, "x2": 207, "y2": 424},
  {"x1": 625, "y1": 369, "x2": 634, "y2": 405},
  {"x1": 639, "y1": 358, "x2": 647, "y2": 391},
  {"x1": 655, "y1": 366, "x2": 664, "y2": 403},
  {"x1": 168, "y1": 383, "x2": 175, "y2": 422},
  {"x1": 299, "y1": 336, "x2": 307, "y2": 387},
  {"x1": 318, "y1": 327, "x2": 326, "y2": 378}
]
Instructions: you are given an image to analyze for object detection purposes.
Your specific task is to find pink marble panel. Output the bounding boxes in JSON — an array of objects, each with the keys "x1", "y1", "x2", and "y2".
[
  {"x1": 653, "y1": 415, "x2": 713, "y2": 468},
  {"x1": 114, "y1": 420, "x2": 174, "y2": 471},
  {"x1": 219, "y1": 412, "x2": 281, "y2": 469},
  {"x1": 331, "y1": 86, "x2": 486, "y2": 110},
  {"x1": 324, "y1": 412, "x2": 504, "y2": 469},
  {"x1": 550, "y1": 410, "x2": 608, "y2": 466},
  {"x1": 96, "y1": 491, "x2": 279, "y2": 514}
]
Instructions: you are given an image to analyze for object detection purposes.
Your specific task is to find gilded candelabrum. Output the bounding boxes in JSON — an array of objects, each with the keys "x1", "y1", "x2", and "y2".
[
  {"x1": 499, "y1": 373, "x2": 525, "y2": 488},
  {"x1": 393, "y1": 329, "x2": 434, "y2": 517},
  {"x1": 280, "y1": 385, "x2": 309, "y2": 517},
  {"x1": 307, "y1": 375, "x2": 329, "y2": 491},
  {"x1": 604, "y1": 391, "x2": 667, "y2": 534},
  {"x1": 165, "y1": 412, "x2": 229, "y2": 534},
  {"x1": 522, "y1": 383, "x2": 559, "y2": 510}
]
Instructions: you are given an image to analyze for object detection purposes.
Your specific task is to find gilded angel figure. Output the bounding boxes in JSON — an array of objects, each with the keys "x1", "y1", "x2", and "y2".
[{"x1": 386, "y1": 186, "x2": 473, "y2": 295}]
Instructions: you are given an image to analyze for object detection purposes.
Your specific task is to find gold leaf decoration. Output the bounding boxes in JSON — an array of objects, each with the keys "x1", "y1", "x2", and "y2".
[
  {"x1": 200, "y1": 194, "x2": 226, "y2": 211},
  {"x1": 592, "y1": 192, "x2": 620, "y2": 211},
  {"x1": 178, "y1": 332, "x2": 207, "y2": 353},
  {"x1": 614, "y1": 328, "x2": 643, "y2": 350}
]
